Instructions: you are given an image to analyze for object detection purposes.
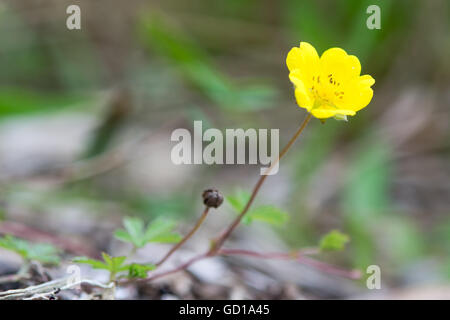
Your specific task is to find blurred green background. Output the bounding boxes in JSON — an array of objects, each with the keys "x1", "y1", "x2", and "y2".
[{"x1": 0, "y1": 0, "x2": 449, "y2": 297}]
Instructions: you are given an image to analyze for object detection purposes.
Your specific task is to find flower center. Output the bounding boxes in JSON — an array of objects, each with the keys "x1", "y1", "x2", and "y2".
[{"x1": 310, "y1": 74, "x2": 345, "y2": 107}]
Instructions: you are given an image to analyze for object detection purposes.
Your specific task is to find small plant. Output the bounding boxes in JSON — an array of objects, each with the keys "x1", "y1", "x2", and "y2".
[
  {"x1": 74, "y1": 216, "x2": 181, "y2": 282},
  {"x1": 0, "y1": 235, "x2": 60, "y2": 265},
  {"x1": 319, "y1": 230, "x2": 350, "y2": 252},
  {"x1": 74, "y1": 252, "x2": 155, "y2": 281},
  {"x1": 114, "y1": 216, "x2": 182, "y2": 249}
]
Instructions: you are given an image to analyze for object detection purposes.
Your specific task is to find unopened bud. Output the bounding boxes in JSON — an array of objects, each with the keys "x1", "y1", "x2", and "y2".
[{"x1": 202, "y1": 188, "x2": 223, "y2": 208}]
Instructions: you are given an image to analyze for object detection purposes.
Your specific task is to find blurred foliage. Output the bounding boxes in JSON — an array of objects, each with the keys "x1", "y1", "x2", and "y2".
[
  {"x1": 284, "y1": 0, "x2": 413, "y2": 67},
  {"x1": 342, "y1": 138, "x2": 391, "y2": 268},
  {"x1": 0, "y1": 5, "x2": 101, "y2": 92},
  {"x1": 114, "y1": 216, "x2": 182, "y2": 248},
  {"x1": 227, "y1": 190, "x2": 289, "y2": 226},
  {"x1": 242, "y1": 205, "x2": 289, "y2": 226},
  {"x1": 128, "y1": 194, "x2": 193, "y2": 220},
  {"x1": 319, "y1": 230, "x2": 350, "y2": 252},
  {"x1": 0, "y1": 235, "x2": 60, "y2": 265},
  {"x1": 0, "y1": 87, "x2": 93, "y2": 118},
  {"x1": 139, "y1": 12, "x2": 278, "y2": 112},
  {"x1": 74, "y1": 252, "x2": 155, "y2": 279}
]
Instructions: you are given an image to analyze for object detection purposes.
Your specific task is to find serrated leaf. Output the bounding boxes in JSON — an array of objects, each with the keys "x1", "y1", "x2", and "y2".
[
  {"x1": 144, "y1": 218, "x2": 180, "y2": 244},
  {"x1": 101, "y1": 252, "x2": 113, "y2": 268},
  {"x1": 114, "y1": 229, "x2": 133, "y2": 244},
  {"x1": 123, "y1": 216, "x2": 146, "y2": 247},
  {"x1": 74, "y1": 253, "x2": 127, "y2": 274},
  {"x1": 127, "y1": 263, "x2": 156, "y2": 279},
  {"x1": 319, "y1": 230, "x2": 350, "y2": 252},
  {"x1": 114, "y1": 216, "x2": 147, "y2": 248},
  {"x1": 226, "y1": 190, "x2": 251, "y2": 213},
  {"x1": 110, "y1": 256, "x2": 127, "y2": 271},
  {"x1": 0, "y1": 235, "x2": 60, "y2": 264},
  {"x1": 26, "y1": 243, "x2": 61, "y2": 264},
  {"x1": 0, "y1": 235, "x2": 28, "y2": 257},
  {"x1": 115, "y1": 216, "x2": 181, "y2": 247},
  {"x1": 243, "y1": 205, "x2": 289, "y2": 226},
  {"x1": 73, "y1": 257, "x2": 109, "y2": 270}
]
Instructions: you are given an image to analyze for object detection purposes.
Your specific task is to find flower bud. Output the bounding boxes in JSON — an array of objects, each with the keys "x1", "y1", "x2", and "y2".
[{"x1": 202, "y1": 188, "x2": 223, "y2": 208}]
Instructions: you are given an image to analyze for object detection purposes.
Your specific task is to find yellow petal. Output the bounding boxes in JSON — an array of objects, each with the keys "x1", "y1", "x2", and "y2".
[
  {"x1": 286, "y1": 42, "x2": 320, "y2": 84},
  {"x1": 359, "y1": 74, "x2": 375, "y2": 87},
  {"x1": 346, "y1": 55, "x2": 361, "y2": 77},
  {"x1": 311, "y1": 107, "x2": 338, "y2": 119},
  {"x1": 290, "y1": 70, "x2": 314, "y2": 109},
  {"x1": 310, "y1": 105, "x2": 356, "y2": 119},
  {"x1": 294, "y1": 87, "x2": 314, "y2": 111},
  {"x1": 320, "y1": 48, "x2": 361, "y2": 81},
  {"x1": 335, "y1": 85, "x2": 373, "y2": 112}
]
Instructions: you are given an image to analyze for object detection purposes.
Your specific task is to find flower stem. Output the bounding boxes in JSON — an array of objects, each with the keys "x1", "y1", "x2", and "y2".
[
  {"x1": 210, "y1": 113, "x2": 313, "y2": 252},
  {"x1": 144, "y1": 253, "x2": 208, "y2": 283},
  {"x1": 155, "y1": 206, "x2": 210, "y2": 267},
  {"x1": 122, "y1": 112, "x2": 314, "y2": 286}
]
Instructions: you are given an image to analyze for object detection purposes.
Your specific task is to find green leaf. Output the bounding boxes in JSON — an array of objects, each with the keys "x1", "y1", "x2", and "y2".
[
  {"x1": 227, "y1": 191, "x2": 289, "y2": 226},
  {"x1": 144, "y1": 218, "x2": 181, "y2": 244},
  {"x1": 243, "y1": 205, "x2": 289, "y2": 226},
  {"x1": 73, "y1": 257, "x2": 109, "y2": 270},
  {"x1": 26, "y1": 243, "x2": 61, "y2": 264},
  {"x1": 115, "y1": 216, "x2": 181, "y2": 247},
  {"x1": 103, "y1": 253, "x2": 126, "y2": 273},
  {"x1": 101, "y1": 251, "x2": 111, "y2": 263},
  {"x1": 226, "y1": 190, "x2": 251, "y2": 213},
  {"x1": 123, "y1": 216, "x2": 146, "y2": 247},
  {"x1": 114, "y1": 229, "x2": 133, "y2": 244},
  {"x1": 0, "y1": 235, "x2": 27, "y2": 258},
  {"x1": 74, "y1": 253, "x2": 127, "y2": 274},
  {"x1": 114, "y1": 216, "x2": 146, "y2": 248},
  {"x1": 111, "y1": 256, "x2": 127, "y2": 272},
  {"x1": 319, "y1": 230, "x2": 350, "y2": 252},
  {"x1": 127, "y1": 263, "x2": 156, "y2": 279},
  {"x1": 0, "y1": 235, "x2": 60, "y2": 264}
]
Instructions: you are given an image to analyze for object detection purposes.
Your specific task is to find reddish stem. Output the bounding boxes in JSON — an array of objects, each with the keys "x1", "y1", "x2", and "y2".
[
  {"x1": 134, "y1": 253, "x2": 208, "y2": 284},
  {"x1": 155, "y1": 207, "x2": 210, "y2": 267},
  {"x1": 124, "y1": 113, "x2": 318, "y2": 284},
  {"x1": 211, "y1": 113, "x2": 312, "y2": 252}
]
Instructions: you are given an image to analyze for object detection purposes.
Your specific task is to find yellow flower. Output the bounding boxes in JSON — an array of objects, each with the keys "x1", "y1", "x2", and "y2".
[{"x1": 287, "y1": 42, "x2": 375, "y2": 120}]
